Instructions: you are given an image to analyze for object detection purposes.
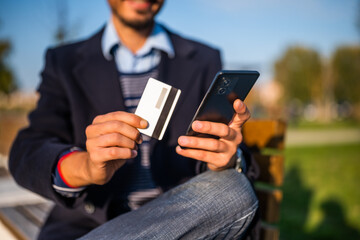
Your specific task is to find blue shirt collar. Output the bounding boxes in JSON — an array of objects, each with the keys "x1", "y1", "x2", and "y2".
[{"x1": 102, "y1": 19, "x2": 175, "y2": 60}]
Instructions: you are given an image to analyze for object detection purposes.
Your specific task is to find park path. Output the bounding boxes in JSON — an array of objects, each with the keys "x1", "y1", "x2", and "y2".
[{"x1": 285, "y1": 128, "x2": 360, "y2": 147}]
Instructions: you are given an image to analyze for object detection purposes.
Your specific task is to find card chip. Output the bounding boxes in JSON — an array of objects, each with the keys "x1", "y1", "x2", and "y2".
[{"x1": 156, "y1": 87, "x2": 168, "y2": 109}]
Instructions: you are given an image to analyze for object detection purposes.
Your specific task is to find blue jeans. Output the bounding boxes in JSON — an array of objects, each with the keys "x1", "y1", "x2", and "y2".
[{"x1": 79, "y1": 169, "x2": 258, "y2": 240}]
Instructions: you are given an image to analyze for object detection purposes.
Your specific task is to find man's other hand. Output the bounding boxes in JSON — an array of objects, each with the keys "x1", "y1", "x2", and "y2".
[{"x1": 176, "y1": 99, "x2": 250, "y2": 171}]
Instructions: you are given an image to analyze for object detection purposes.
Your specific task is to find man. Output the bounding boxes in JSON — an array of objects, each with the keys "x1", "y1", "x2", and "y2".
[{"x1": 9, "y1": 0, "x2": 258, "y2": 239}]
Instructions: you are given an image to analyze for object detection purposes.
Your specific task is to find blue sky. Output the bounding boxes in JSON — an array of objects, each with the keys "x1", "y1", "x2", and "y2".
[{"x1": 0, "y1": 0, "x2": 359, "y2": 91}]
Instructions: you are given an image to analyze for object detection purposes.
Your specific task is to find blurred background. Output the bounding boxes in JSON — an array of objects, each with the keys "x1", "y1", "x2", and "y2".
[{"x1": 0, "y1": 0, "x2": 359, "y2": 239}]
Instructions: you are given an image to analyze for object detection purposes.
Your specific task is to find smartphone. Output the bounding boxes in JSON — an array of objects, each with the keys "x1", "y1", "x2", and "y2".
[{"x1": 185, "y1": 70, "x2": 259, "y2": 138}]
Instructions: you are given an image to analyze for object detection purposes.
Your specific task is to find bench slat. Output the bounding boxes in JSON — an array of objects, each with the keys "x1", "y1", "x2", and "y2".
[
  {"x1": 243, "y1": 120, "x2": 286, "y2": 150},
  {"x1": 0, "y1": 207, "x2": 39, "y2": 240},
  {"x1": 260, "y1": 224, "x2": 280, "y2": 240},
  {"x1": 253, "y1": 154, "x2": 284, "y2": 187},
  {"x1": 256, "y1": 189, "x2": 283, "y2": 224},
  {"x1": 18, "y1": 202, "x2": 53, "y2": 227}
]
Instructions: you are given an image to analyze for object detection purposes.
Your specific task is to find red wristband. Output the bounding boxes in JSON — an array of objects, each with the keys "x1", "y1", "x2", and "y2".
[{"x1": 56, "y1": 150, "x2": 80, "y2": 188}]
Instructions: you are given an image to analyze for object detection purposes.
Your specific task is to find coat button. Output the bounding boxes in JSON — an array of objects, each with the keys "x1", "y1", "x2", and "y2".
[{"x1": 84, "y1": 201, "x2": 95, "y2": 214}]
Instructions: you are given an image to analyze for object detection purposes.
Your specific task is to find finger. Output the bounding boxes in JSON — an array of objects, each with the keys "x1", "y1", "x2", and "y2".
[
  {"x1": 191, "y1": 121, "x2": 237, "y2": 140},
  {"x1": 88, "y1": 146, "x2": 138, "y2": 163},
  {"x1": 90, "y1": 132, "x2": 139, "y2": 149},
  {"x1": 176, "y1": 146, "x2": 229, "y2": 167},
  {"x1": 229, "y1": 99, "x2": 251, "y2": 130},
  {"x1": 177, "y1": 136, "x2": 228, "y2": 152},
  {"x1": 92, "y1": 111, "x2": 148, "y2": 129},
  {"x1": 86, "y1": 120, "x2": 142, "y2": 144}
]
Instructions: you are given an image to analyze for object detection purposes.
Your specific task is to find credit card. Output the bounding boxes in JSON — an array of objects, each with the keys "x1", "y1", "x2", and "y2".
[{"x1": 135, "y1": 78, "x2": 181, "y2": 140}]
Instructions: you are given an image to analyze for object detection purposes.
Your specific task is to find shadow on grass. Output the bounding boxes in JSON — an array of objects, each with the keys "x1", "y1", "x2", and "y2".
[
  {"x1": 311, "y1": 200, "x2": 360, "y2": 240},
  {"x1": 280, "y1": 167, "x2": 360, "y2": 240}
]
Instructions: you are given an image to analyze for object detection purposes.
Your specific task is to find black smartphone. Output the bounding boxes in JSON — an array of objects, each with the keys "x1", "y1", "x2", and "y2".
[{"x1": 185, "y1": 70, "x2": 259, "y2": 138}]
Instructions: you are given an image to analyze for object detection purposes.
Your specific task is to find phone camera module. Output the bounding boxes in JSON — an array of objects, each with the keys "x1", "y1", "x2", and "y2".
[{"x1": 222, "y1": 78, "x2": 231, "y2": 87}]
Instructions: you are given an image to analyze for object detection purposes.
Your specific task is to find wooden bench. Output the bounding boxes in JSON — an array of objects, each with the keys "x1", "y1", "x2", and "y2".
[
  {"x1": 0, "y1": 119, "x2": 286, "y2": 240},
  {"x1": 242, "y1": 119, "x2": 287, "y2": 240},
  {"x1": 0, "y1": 202, "x2": 53, "y2": 240}
]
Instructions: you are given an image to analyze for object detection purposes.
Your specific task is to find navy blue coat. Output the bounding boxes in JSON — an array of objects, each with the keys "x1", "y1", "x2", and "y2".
[{"x1": 9, "y1": 26, "x2": 222, "y2": 239}]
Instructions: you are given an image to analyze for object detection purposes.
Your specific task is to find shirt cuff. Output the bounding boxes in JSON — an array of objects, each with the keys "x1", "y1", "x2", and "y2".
[
  {"x1": 235, "y1": 147, "x2": 247, "y2": 173},
  {"x1": 52, "y1": 147, "x2": 86, "y2": 198}
]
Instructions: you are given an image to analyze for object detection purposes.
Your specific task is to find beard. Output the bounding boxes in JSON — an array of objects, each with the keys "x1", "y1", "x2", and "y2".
[
  {"x1": 120, "y1": 17, "x2": 154, "y2": 31},
  {"x1": 111, "y1": 8, "x2": 155, "y2": 31}
]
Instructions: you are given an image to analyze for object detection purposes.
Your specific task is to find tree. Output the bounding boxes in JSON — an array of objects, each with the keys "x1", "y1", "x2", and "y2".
[
  {"x1": 331, "y1": 46, "x2": 360, "y2": 104},
  {"x1": 53, "y1": 0, "x2": 80, "y2": 45},
  {"x1": 54, "y1": 0, "x2": 70, "y2": 44},
  {"x1": 0, "y1": 39, "x2": 17, "y2": 95},
  {"x1": 274, "y1": 46, "x2": 322, "y2": 104}
]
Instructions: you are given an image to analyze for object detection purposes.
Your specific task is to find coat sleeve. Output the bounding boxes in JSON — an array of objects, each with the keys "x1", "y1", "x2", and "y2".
[{"x1": 9, "y1": 48, "x2": 83, "y2": 207}]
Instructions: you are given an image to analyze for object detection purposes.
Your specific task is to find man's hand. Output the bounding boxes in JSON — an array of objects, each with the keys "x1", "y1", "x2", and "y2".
[
  {"x1": 176, "y1": 99, "x2": 250, "y2": 171},
  {"x1": 60, "y1": 111, "x2": 148, "y2": 187}
]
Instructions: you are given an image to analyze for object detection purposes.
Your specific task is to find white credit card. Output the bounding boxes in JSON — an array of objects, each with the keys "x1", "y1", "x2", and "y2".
[{"x1": 135, "y1": 78, "x2": 181, "y2": 140}]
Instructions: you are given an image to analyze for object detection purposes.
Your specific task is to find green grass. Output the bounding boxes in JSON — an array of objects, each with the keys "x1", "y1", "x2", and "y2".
[
  {"x1": 288, "y1": 119, "x2": 360, "y2": 130},
  {"x1": 280, "y1": 143, "x2": 360, "y2": 239}
]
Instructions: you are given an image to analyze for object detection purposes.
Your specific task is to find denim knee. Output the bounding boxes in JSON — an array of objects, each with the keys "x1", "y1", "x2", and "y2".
[
  {"x1": 177, "y1": 169, "x2": 258, "y2": 239},
  {"x1": 192, "y1": 169, "x2": 258, "y2": 216}
]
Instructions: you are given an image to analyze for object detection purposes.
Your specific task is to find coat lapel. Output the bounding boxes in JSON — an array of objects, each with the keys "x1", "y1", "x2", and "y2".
[
  {"x1": 157, "y1": 31, "x2": 201, "y2": 120},
  {"x1": 73, "y1": 29, "x2": 126, "y2": 114}
]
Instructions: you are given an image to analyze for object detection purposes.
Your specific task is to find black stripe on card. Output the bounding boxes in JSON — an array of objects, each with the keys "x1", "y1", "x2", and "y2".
[{"x1": 152, "y1": 87, "x2": 178, "y2": 139}]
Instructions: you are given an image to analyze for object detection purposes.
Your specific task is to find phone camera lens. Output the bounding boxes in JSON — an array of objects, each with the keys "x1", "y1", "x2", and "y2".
[{"x1": 218, "y1": 88, "x2": 226, "y2": 95}]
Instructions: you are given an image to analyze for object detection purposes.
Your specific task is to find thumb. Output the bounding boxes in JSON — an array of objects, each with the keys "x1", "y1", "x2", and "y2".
[{"x1": 229, "y1": 99, "x2": 251, "y2": 130}]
